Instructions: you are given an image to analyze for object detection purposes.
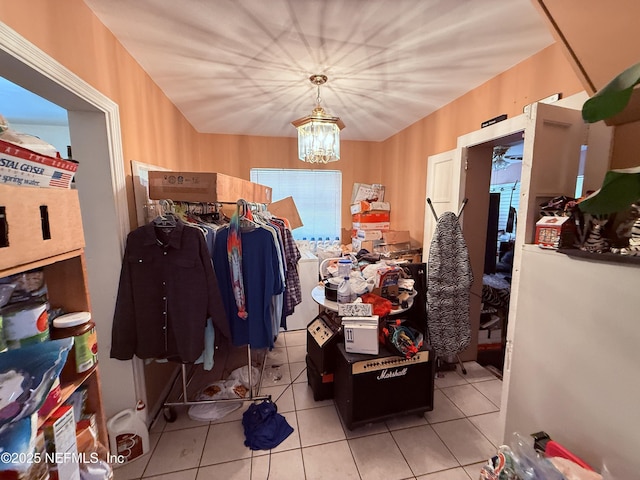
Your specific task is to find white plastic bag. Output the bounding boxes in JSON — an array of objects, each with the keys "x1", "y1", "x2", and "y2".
[
  {"x1": 187, "y1": 380, "x2": 245, "y2": 422},
  {"x1": 228, "y1": 365, "x2": 261, "y2": 388}
]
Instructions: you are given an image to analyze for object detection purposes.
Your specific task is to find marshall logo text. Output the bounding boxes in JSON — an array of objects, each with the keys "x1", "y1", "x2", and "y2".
[{"x1": 376, "y1": 367, "x2": 408, "y2": 380}]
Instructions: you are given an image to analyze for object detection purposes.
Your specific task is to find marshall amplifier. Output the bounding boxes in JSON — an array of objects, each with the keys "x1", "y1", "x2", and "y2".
[{"x1": 334, "y1": 343, "x2": 435, "y2": 430}]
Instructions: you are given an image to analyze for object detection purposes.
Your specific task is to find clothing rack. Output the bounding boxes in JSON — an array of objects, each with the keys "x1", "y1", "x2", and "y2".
[
  {"x1": 425, "y1": 197, "x2": 470, "y2": 376},
  {"x1": 157, "y1": 196, "x2": 273, "y2": 422}
]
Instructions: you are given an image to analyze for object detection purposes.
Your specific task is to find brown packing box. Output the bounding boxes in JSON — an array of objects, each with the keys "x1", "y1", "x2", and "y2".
[
  {"x1": 351, "y1": 183, "x2": 385, "y2": 203},
  {"x1": 148, "y1": 171, "x2": 272, "y2": 204},
  {"x1": 382, "y1": 230, "x2": 410, "y2": 244},
  {"x1": 0, "y1": 184, "x2": 84, "y2": 271},
  {"x1": 268, "y1": 196, "x2": 303, "y2": 229}
]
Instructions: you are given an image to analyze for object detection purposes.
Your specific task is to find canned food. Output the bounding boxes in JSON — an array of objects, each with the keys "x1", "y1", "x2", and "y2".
[{"x1": 0, "y1": 301, "x2": 49, "y2": 349}]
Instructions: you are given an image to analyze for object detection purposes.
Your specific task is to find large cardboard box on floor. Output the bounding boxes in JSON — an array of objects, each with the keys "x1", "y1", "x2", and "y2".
[{"x1": 148, "y1": 171, "x2": 272, "y2": 204}]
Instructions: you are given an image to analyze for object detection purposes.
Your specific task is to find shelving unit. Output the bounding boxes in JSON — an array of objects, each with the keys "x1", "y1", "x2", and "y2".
[{"x1": 0, "y1": 183, "x2": 108, "y2": 449}]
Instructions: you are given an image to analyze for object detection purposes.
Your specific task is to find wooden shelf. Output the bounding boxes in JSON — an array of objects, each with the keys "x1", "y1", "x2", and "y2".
[
  {"x1": 1, "y1": 184, "x2": 108, "y2": 452},
  {"x1": 0, "y1": 249, "x2": 84, "y2": 278},
  {"x1": 37, "y1": 369, "x2": 94, "y2": 429}
]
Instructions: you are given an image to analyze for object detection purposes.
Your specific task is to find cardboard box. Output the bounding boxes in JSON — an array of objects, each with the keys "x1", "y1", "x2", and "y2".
[
  {"x1": 352, "y1": 221, "x2": 390, "y2": 231},
  {"x1": 0, "y1": 139, "x2": 77, "y2": 189},
  {"x1": 376, "y1": 242, "x2": 412, "y2": 253},
  {"x1": 352, "y1": 237, "x2": 381, "y2": 252},
  {"x1": 535, "y1": 216, "x2": 575, "y2": 249},
  {"x1": 268, "y1": 196, "x2": 303, "y2": 229},
  {"x1": 342, "y1": 316, "x2": 380, "y2": 355},
  {"x1": 356, "y1": 229, "x2": 383, "y2": 241},
  {"x1": 0, "y1": 184, "x2": 85, "y2": 271},
  {"x1": 351, "y1": 183, "x2": 385, "y2": 203},
  {"x1": 42, "y1": 405, "x2": 80, "y2": 480},
  {"x1": 350, "y1": 201, "x2": 391, "y2": 215},
  {"x1": 352, "y1": 211, "x2": 391, "y2": 223},
  {"x1": 382, "y1": 230, "x2": 410, "y2": 244},
  {"x1": 148, "y1": 171, "x2": 272, "y2": 204}
]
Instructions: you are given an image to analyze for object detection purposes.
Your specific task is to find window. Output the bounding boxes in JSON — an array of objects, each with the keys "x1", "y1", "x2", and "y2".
[{"x1": 250, "y1": 169, "x2": 341, "y2": 242}]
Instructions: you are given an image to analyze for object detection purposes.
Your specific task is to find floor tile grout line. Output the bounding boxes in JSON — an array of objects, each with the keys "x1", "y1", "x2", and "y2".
[
  {"x1": 388, "y1": 425, "x2": 423, "y2": 479},
  {"x1": 469, "y1": 379, "x2": 502, "y2": 410},
  {"x1": 439, "y1": 382, "x2": 500, "y2": 417}
]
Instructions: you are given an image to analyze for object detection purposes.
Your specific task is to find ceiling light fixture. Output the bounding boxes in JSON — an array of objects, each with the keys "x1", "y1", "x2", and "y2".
[
  {"x1": 291, "y1": 74, "x2": 345, "y2": 164},
  {"x1": 492, "y1": 145, "x2": 511, "y2": 171}
]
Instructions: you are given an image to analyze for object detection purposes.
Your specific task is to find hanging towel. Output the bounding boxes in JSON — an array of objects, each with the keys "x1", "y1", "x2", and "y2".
[{"x1": 426, "y1": 211, "x2": 474, "y2": 359}]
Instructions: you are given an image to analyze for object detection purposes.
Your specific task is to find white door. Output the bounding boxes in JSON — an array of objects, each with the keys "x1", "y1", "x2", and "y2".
[{"x1": 422, "y1": 148, "x2": 465, "y2": 261}]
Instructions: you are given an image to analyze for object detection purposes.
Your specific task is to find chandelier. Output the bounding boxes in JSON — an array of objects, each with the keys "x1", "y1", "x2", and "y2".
[
  {"x1": 492, "y1": 145, "x2": 511, "y2": 171},
  {"x1": 291, "y1": 74, "x2": 345, "y2": 164}
]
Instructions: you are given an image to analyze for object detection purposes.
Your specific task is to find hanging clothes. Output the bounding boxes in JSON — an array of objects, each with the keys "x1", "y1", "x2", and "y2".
[
  {"x1": 213, "y1": 225, "x2": 285, "y2": 349},
  {"x1": 426, "y1": 211, "x2": 474, "y2": 359},
  {"x1": 111, "y1": 218, "x2": 229, "y2": 363}
]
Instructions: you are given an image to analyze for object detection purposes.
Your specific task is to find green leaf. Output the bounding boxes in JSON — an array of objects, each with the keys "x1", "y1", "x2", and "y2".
[{"x1": 581, "y1": 61, "x2": 640, "y2": 123}]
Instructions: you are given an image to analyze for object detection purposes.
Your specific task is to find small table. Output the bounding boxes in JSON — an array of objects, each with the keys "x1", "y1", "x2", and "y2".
[{"x1": 310, "y1": 285, "x2": 414, "y2": 315}]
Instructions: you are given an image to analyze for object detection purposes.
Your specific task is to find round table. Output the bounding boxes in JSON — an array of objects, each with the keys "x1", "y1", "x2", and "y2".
[{"x1": 311, "y1": 285, "x2": 414, "y2": 315}]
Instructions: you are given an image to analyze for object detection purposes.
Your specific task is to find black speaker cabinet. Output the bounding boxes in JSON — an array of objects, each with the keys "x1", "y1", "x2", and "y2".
[
  {"x1": 334, "y1": 343, "x2": 435, "y2": 430},
  {"x1": 306, "y1": 354, "x2": 334, "y2": 401}
]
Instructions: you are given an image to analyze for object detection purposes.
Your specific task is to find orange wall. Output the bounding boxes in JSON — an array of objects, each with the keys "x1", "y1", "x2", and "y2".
[
  {"x1": 1, "y1": 1, "x2": 582, "y2": 244},
  {"x1": 381, "y1": 44, "x2": 584, "y2": 244}
]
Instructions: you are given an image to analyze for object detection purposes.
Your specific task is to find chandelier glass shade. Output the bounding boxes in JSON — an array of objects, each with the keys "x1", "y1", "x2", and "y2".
[
  {"x1": 492, "y1": 145, "x2": 511, "y2": 171},
  {"x1": 292, "y1": 75, "x2": 345, "y2": 164}
]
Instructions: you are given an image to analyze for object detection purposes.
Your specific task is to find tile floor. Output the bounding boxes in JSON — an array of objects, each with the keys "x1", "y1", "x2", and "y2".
[{"x1": 114, "y1": 330, "x2": 504, "y2": 480}]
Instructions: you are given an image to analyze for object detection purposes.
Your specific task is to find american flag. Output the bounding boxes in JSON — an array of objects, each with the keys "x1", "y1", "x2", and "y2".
[{"x1": 49, "y1": 171, "x2": 73, "y2": 188}]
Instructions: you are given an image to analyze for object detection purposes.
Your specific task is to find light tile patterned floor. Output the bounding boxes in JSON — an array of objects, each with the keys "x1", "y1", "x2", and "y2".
[{"x1": 114, "y1": 331, "x2": 503, "y2": 480}]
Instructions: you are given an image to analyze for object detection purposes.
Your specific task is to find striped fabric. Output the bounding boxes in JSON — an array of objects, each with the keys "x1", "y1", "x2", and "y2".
[{"x1": 426, "y1": 212, "x2": 474, "y2": 359}]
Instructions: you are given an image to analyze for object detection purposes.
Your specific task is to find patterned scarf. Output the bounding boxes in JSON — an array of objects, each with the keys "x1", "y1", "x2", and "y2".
[{"x1": 227, "y1": 201, "x2": 251, "y2": 319}]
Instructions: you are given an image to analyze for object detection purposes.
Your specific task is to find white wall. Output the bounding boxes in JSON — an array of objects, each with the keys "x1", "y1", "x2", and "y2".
[{"x1": 504, "y1": 246, "x2": 640, "y2": 474}]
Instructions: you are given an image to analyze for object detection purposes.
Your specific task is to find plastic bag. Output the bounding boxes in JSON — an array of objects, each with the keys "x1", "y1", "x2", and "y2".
[
  {"x1": 510, "y1": 432, "x2": 565, "y2": 480},
  {"x1": 360, "y1": 293, "x2": 392, "y2": 317},
  {"x1": 187, "y1": 380, "x2": 246, "y2": 422},
  {"x1": 228, "y1": 365, "x2": 261, "y2": 389}
]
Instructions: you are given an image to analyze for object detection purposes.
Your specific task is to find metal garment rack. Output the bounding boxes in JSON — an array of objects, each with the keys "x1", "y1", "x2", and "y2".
[
  {"x1": 159, "y1": 198, "x2": 272, "y2": 422},
  {"x1": 425, "y1": 197, "x2": 469, "y2": 376},
  {"x1": 162, "y1": 348, "x2": 270, "y2": 421}
]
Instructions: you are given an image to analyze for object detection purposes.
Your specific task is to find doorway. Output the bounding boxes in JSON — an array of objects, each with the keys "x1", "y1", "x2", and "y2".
[
  {"x1": 477, "y1": 142, "x2": 523, "y2": 374},
  {"x1": 0, "y1": 24, "x2": 142, "y2": 418}
]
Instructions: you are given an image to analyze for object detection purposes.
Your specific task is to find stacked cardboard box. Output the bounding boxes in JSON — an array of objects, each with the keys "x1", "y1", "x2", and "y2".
[
  {"x1": 349, "y1": 183, "x2": 415, "y2": 255},
  {"x1": 350, "y1": 184, "x2": 390, "y2": 251}
]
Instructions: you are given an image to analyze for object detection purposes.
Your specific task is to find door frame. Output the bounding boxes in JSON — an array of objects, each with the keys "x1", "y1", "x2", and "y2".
[{"x1": 0, "y1": 22, "x2": 146, "y2": 417}]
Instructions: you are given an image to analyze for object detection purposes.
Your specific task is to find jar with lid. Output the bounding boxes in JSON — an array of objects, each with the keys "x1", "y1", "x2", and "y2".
[{"x1": 50, "y1": 311, "x2": 98, "y2": 381}]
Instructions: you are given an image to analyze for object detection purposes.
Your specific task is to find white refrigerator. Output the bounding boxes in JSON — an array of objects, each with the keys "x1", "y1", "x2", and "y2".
[{"x1": 286, "y1": 250, "x2": 319, "y2": 330}]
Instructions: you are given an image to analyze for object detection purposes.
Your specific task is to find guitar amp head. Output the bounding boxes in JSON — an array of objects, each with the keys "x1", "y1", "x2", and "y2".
[{"x1": 306, "y1": 311, "x2": 341, "y2": 400}]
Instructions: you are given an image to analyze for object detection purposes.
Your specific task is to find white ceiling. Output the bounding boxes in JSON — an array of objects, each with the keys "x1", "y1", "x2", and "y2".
[{"x1": 76, "y1": 1, "x2": 552, "y2": 142}]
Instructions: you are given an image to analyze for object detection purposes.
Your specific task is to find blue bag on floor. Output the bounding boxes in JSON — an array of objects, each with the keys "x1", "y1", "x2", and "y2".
[{"x1": 242, "y1": 400, "x2": 293, "y2": 450}]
